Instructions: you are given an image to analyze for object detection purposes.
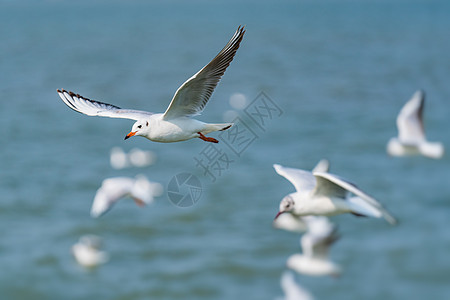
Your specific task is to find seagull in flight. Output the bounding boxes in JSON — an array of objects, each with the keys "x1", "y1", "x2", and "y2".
[
  {"x1": 273, "y1": 164, "x2": 397, "y2": 225},
  {"x1": 57, "y1": 26, "x2": 245, "y2": 144},
  {"x1": 90, "y1": 175, "x2": 163, "y2": 218},
  {"x1": 286, "y1": 216, "x2": 341, "y2": 277},
  {"x1": 279, "y1": 271, "x2": 315, "y2": 300},
  {"x1": 273, "y1": 159, "x2": 330, "y2": 233},
  {"x1": 72, "y1": 235, "x2": 109, "y2": 268},
  {"x1": 387, "y1": 90, "x2": 444, "y2": 159}
]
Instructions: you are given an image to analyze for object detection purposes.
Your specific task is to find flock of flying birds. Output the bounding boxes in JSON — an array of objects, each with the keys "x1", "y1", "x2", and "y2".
[
  {"x1": 59, "y1": 26, "x2": 444, "y2": 297},
  {"x1": 272, "y1": 90, "x2": 444, "y2": 299}
]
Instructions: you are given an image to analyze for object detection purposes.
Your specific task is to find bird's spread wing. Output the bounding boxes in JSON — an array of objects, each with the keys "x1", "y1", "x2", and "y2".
[
  {"x1": 312, "y1": 172, "x2": 348, "y2": 199},
  {"x1": 163, "y1": 26, "x2": 245, "y2": 120},
  {"x1": 90, "y1": 177, "x2": 134, "y2": 218},
  {"x1": 280, "y1": 271, "x2": 314, "y2": 300},
  {"x1": 58, "y1": 89, "x2": 153, "y2": 121},
  {"x1": 397, "y1": 90, "x2": 426, "y2": 143},
  {"x1": 273, "y1": 164, "x2": 316, "y2": 193},
  {"x1": 313, "y1": 172, "x2": 397, "y2": 224},
  {"x1": 313, "y1": 172, "x2": 377, "y2": 205},
  {"x1": 312, "y1": 159, "x2": 330, "y2": 173},
  {"x1": 302, "y1": 216, "x2": 338, "y2": 259},
  {"x1": 310, "y1": 228, "x2": 339, "y2": 259}
]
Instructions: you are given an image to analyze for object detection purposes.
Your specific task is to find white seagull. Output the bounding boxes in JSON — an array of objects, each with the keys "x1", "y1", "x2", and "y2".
[
  {"x1": 72, "y1": 235, "x2": 109, "y2": 268},
  {"x1": 279, "y1": 271, "x2": 315, "y2": 300},
  {"x1": 273, "y1": 160, "x2": 330, "y2": 233},
  {"x1": 90, "y1": 175, "x2": 163, "y2": 218},
  {"x1": 110, "y1": 147, "x2": 156, "y2": 169},
  {"x1": 57, "y1": 26, "x2": 246, "y2": 144},
  {"x1": 273, "y1": 213, "x2": 308, "y2": 233},
  {"x1": 387, "y1": 90, "x2": 444, "y2": 159},
  {"x1": 286, "y1": 216, "x2": 341, "y2": 277},
  {"x1": 273, "y1": 164, "x2": 397, "y2": 225}
]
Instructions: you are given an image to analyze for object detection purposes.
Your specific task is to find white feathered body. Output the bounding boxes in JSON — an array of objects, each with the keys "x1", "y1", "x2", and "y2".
[
  {"x1": 143, "y1": 114, "x2": 232, "y2": 143},
  {"x1": 287, "y1": 254, "x2": 341, "y2": 277},
  {"x1": 289, "y1": 192, "x2": 350, "y2": 217},
  {"x1": 273, "y1": 213, "x2": 308, "y2": 233},
  {"x1": 387, "y1": 137, "x2": 444, "y2": 159},
  {"x1": 72, "y1": 243, "x2": 109, "y2": 268}
]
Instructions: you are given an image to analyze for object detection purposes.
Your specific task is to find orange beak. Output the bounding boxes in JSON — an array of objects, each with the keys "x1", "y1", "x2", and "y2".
[{"x1": 124, "y1": 131, "x2": 136, "y2": 140}]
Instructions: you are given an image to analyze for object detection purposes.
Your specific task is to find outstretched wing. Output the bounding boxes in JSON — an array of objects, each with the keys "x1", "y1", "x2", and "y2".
[
  {"x1": 273, "y1": 164, "x2": 316, "y2": 193},
  {"x1": 301, "y1": 216, "x2": 338, "y2": 259},
  {"x1": 90, "y1": 177, "x2": 134, "y2": 218},
  {"x1": 163, "y1": 26, "x2": 245, "y2": 120},
  {"x1": 313, "y1": 172, "x2": 397, "y2": 224},
  {"x1": 310, "y1": 228, "x2": 339, "y2": 259},
  {"x1": 312, "y1": 172, "x2": 348, "y2": 199},
  {"x1": 280, "y1": 271, "x2": 314, "y2": 300},
  {"x1": 312, "y1": 159, "x2": 330, "y2": 173},
  {"x1": 57, "y1": 89, "x2": 153, "y2": 121},
  {"x1": 313, "y1": 172, "x2": 377, "y2": 205},
  {"x1": 397, "y1": 90, "x2": 426, "y2": 143}
]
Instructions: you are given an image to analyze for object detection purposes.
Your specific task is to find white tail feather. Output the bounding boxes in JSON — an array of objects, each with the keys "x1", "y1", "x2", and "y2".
[
  {"x1": 202, "y1": 123, "x2": 233, "y2": 135},
  {"x1": 419, "y1": 142, "x2": 444, "y2": 159}
]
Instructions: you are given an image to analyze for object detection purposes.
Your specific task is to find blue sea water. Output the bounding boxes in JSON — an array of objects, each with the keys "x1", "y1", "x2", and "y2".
[{"x1": 1, "y1": 0, "x2": 450, "y2": 299}]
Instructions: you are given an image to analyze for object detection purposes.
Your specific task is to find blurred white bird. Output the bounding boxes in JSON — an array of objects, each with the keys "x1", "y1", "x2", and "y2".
[
  {"x1": 90, "y1": 175, "x2": 163, "y2": 218},
  {"x1": 387, "y1": 90, "x2": 444, "y2": 159},
  {"x1": 110, "y1": 147, "x2": 129, "y2": 169},
  {"x1": 72, "y1": 235, "x2": 109, "y2": 268},
  {"x1": 110, "y1": 147, "x2": 156, "y2": 169},
  {"x1": 273, "y1": 213, "x2": 309, "y2": 233},
  {"x1": 286, "y1": 217, "x2": 341, "y2": 277},
  {"x1": 273, "y1": 164, "x2": 397, "y2": 225},
  {"x1": 273, "y1": 160, "x2": 330, "y2": 233},
  {"x1": 279, "y1": 271, "x2": 314, "y2": 300},
  {"x1": 311, "y1": 159, "x2": 329, "y2": 173},
  {"x1": 57, "y1": 26, "x2": 246, "y2": 144}
]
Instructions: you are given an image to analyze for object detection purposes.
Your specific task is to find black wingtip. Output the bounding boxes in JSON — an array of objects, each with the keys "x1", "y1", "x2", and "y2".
[
  {"x1": 57, "y1": 88, "x2": 70, "y2": 94},
  {"x1": 236, "y1": 25, "x2": 246, "y2": 36}
]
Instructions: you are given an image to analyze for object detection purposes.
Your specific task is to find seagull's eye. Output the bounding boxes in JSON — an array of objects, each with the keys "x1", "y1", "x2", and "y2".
[
  {"x1": 137, "y1": 125, "x2": 142, "y2": 129},
  {"x1": 146, "y1": 121, "x2": 149, "y2": 126}
]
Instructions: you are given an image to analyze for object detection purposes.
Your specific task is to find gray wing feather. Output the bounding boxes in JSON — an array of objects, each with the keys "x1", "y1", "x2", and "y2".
[
  {"x1": 313, "y1": 172, "x2": 397, "y2": 225},
  {"x1": 311, "y1": 228, "x2": 339, "y2": 259},
  {"x1": 313, "y1": 172, "x2": 378, "y2": 205},
  {"x1": 312, "y1": 173, "x2": 348, "y2": 199},
  {"x1": 397, "y1": 90, "x2": 426, "y2": 142},
  {"x1": 163, "y1": 26, "x2": 245, "y2": 120}
]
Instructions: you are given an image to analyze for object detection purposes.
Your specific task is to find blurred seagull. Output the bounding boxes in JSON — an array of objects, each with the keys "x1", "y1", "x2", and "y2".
[
  {"x1": 273, "y1": 164, "x2": 397, "y2": 225},
  {"x1": 286, "y1": 217, "x2": 341, "y2": 277},
  {"x1": 110, "y1": 147, "x2": 156, "y2": 169},
  {"x1": 311, "y1": 159, "x2": 329, "y2": 173},
  {"x1": 57, "y1": 26, "x2": 246, "y2": 144},
  {"x1": 279, "y1": 271, "x2": 314, "y2": 300},
  {"x1": 273, "y1": 213, "x2": 308, "y2": 233},
  {"x1": 90, "y1": 175, "x2": 163, "y2": 218},
  {"x1": 387, "y1": 90, "x2": 444, "y2": 159},
  {"x1": 273, "y1": 160, "x2": 330, "y2": 233},
  {"x1": 72, "y1": 235, "x2": 109, "y2": 268}
]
